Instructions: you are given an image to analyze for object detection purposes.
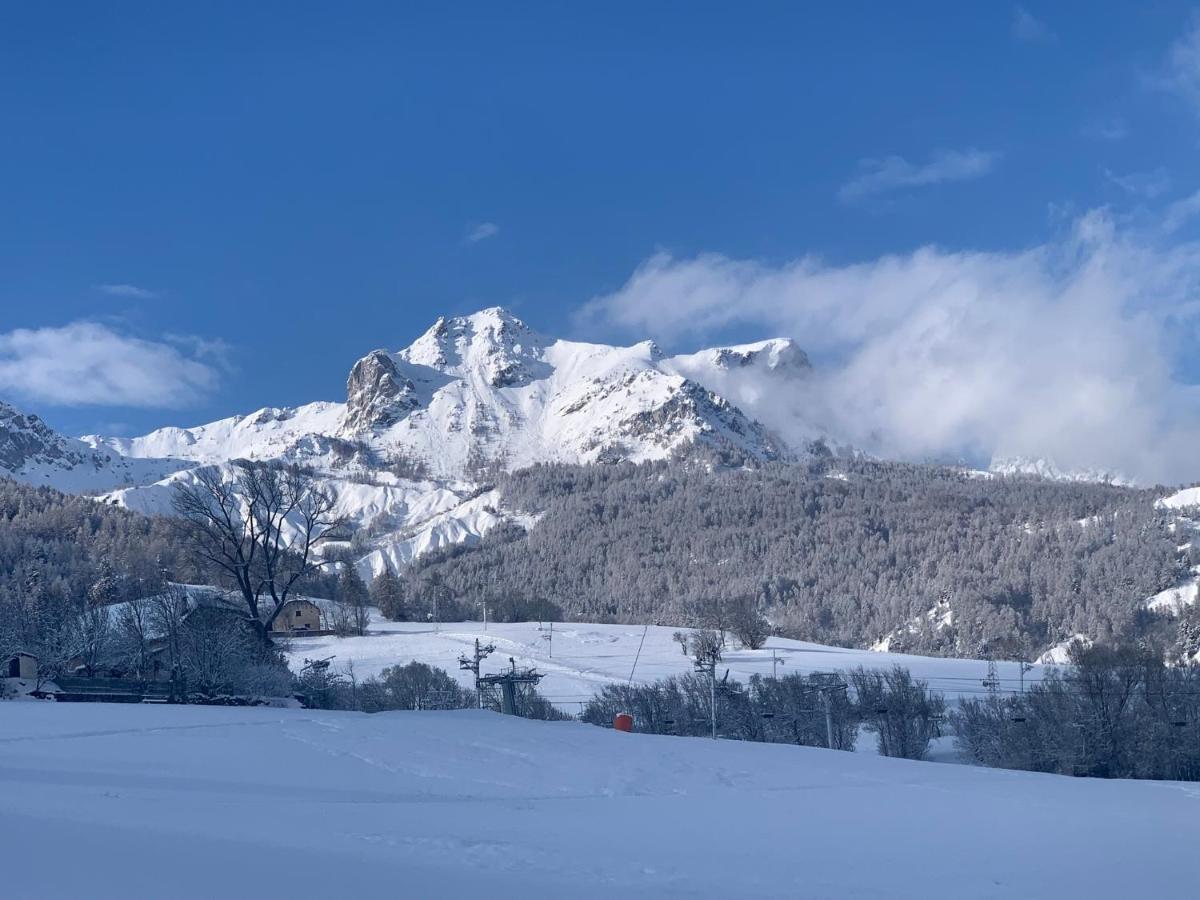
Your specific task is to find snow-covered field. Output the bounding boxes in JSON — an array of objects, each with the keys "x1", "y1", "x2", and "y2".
[
  {"x1": 285, "y1": 613, "x2": 1048, "y2": 711},
  {"x1": 1, "y1": 702, "x2": 1193, "y2": 899}
]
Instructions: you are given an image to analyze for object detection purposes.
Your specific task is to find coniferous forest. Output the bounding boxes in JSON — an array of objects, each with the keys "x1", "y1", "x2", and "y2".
[
  {"x1": 395, "y1": 459, "x2": 1194, "y2": 659},
  {"x1": 3, "y1": 456, "x2": 1197, "y2": 664}
]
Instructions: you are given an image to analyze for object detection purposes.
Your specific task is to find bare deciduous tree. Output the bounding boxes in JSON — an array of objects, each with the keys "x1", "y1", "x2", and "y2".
[
  {"x1": 150, "y1": 582, "x2": 191, "y2": 689},
  {"x1": 727, "y1": 595, "x2": 770, "y2": 650},
  {"x1": 117, "y1": 597, "x2": 154, "y2": 679},
  {"x1": 171, "y1": 461, "x2": 348, "y2": 644},
  {"x1": 674, "y1": 629, "x2": 724, "y2": 668},
  {"x1": 849, "y1": 665, "x2": 945, "y2": 760},
  {"x1": 72, "y1": 602, "x2": 113, "y2": 677}
]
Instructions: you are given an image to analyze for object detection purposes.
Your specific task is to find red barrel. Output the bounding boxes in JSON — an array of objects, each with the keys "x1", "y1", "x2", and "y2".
[{"x1": 614, "y1": 713, "x2": 634, "y2": 733}]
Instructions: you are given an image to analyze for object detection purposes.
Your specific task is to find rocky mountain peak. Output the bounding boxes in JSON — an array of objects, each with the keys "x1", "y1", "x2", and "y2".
[
  {"x1": 0, "y1": 400, "x2": 87, "y2": 473},
  {"x1": 400, "y1": 307, "x2": 548, "y2": 387},
  {"x1": 343, "y1": 349, "x2": 419, "y2": 432},
  {"x1": 709, "y1": 338, "x2": 811, "y2": 373}
]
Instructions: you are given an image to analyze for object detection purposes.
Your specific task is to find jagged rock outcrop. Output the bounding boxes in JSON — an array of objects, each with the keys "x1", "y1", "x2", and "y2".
[{"x1": 344, "y1": 350, "x2": 419, "y2": 432}]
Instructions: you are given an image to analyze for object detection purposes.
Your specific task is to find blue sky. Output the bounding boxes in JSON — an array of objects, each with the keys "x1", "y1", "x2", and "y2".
[{"x1": 3, "y1": 3, "x2": 1200, "y2": 480}]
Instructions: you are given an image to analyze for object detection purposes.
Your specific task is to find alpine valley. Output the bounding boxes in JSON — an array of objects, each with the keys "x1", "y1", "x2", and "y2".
[{"x1": 2, "y1": 307, "x2": 1198, "y2": 659}]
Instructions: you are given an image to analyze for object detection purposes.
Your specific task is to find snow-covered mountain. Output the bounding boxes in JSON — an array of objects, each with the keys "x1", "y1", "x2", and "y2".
[
  {"x1": 0, "y1": 400, "x2": 186, "y2": 493},
  {"x1": 83, "y1": 308, "x2": 798, "y2": 477},
  {"x1": 3, "y1": 308, "x2": 818, "y2": 577}
]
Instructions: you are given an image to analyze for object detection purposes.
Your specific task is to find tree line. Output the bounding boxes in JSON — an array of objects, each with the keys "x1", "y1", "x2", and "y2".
[{"x1": 953, "y1": 642, "x2": 1200, "y2": 780}]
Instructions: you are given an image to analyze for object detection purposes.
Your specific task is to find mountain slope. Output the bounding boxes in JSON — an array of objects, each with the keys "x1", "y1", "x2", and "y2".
[{"x1": 0, "y1": 400, "x2": 186, "y2": 492}]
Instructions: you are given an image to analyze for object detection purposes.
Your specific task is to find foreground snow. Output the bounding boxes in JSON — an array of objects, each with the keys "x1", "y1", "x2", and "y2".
[
  {"x1": 0, "y1": 702, "x2": 1192, "y2": 899},
  {"x1": 285, "y1": 614, "x2": 1048, "y2": 710}
]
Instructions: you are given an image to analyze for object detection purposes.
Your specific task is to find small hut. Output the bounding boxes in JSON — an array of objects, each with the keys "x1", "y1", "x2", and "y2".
[
  {"x1": 271, "y1": 599, "x2": 324, "y2": 634},
  {"x1": 5, "y1": 651, "x2": 38, "y2": 680}
]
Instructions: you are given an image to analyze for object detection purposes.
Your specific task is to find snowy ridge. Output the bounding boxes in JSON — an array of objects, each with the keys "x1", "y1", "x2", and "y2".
[
  {"x1": 988, "y1": 454, "x2": 1133, "y2": 486},
  {"x1": 83, "y1": 401, "x2": 346, "y2": 464},
  {"x1": 0, "y1": 400, "x2": 187, "y2": 492},
  {"x1": 75, "y1": 308, "x2": 799, "y2": 480}
]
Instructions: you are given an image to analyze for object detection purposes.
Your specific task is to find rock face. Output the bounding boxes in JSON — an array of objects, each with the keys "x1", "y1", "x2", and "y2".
[
  {"x1": 344, "y1": 350, "x2": 420, "y2": 432},
  {"x1": 0, "y1": 401, "x2": 88, "y2": 472},
  {"x1": 709, "y1": 339, "x2": 811, "y2": 373}
]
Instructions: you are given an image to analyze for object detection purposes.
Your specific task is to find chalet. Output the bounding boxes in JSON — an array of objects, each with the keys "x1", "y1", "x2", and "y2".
[
  {"x1": 271, "y1": 598, "x2": 324, "y2": 634},
  {"x1": 5, "y1": 651, "x2": 37, "y2": 680}
]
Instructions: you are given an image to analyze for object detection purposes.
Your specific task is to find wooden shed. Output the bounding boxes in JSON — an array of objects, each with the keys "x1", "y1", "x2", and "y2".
[{"x1": 5, "y1": 651, "x2": 37, "y2": 680}]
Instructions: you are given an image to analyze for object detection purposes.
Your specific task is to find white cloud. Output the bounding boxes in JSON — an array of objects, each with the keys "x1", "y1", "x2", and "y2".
[
  {"x1": 838, "y1": 149, "x2": 1000, "y2": 202},
  {"x1": 0, "y1": 321, "x2": 221, "y2": 408},
  {"x1": 1104, "y1": 167, "x2": 1171, "y2": 199},
  {"x1": 465, "y1": 222, "x2": 500, "y2": 244},
  {"x1": 1161, "y1": 188, "x2": 1200, "y2": 234},
  {"x1": 579, "y1": 210, "x2": 1200, "y2": 484},
  {"x1": 1152, "y1": 15, "x2": 1200, "y2": 111},
  {"x1": 95, "y1": 283, "x2": 159, "y2": 299},
  {"x1": 163, "y1": 333, "x2": 234, "y2": 369},
  {"x1": 1012, "y1": 7, "x2": 1055, "y2": 43}
]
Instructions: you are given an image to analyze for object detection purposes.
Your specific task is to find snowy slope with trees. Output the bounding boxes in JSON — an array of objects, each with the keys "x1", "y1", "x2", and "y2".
[
  {"x1": 283, "y1": 614, "x2": 1048, "y2": 711},
  {"x1": 1, "y1": 702, "x2": 1193, "y2": 899}
]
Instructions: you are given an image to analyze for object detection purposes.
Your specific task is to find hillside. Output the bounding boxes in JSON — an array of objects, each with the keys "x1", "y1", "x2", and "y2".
[
  {"x1": 397, "y1": 460, "x2": 1193, "y2": 657},
  {"x1": 2, "y1": 702, "x2": 1192, "y2": 899}
]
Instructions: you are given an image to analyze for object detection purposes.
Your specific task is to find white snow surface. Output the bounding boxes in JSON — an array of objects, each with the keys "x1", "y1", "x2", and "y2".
[
  {"x1": 83, "y1": 401, "x2": 347, "y2": 464},
  {"x1": 869, "y1": 597, "x2": 955, "y2": 653},
  {"x1": 1159, "y1": 484, "x2": 1200, "y2": 510},
  {"x1": 1035, "y1": 634, "x2": 1094, "y2": 665},
  {"x1": 1, "y1": 701, "x2": 1194, "y2": 899},
  {"x1": 285, "y1": 614, "x2": 1046, "y2": 709},
  {"x1": 1145, "y1": 578, "x2": 1200, "y2": 615}
]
